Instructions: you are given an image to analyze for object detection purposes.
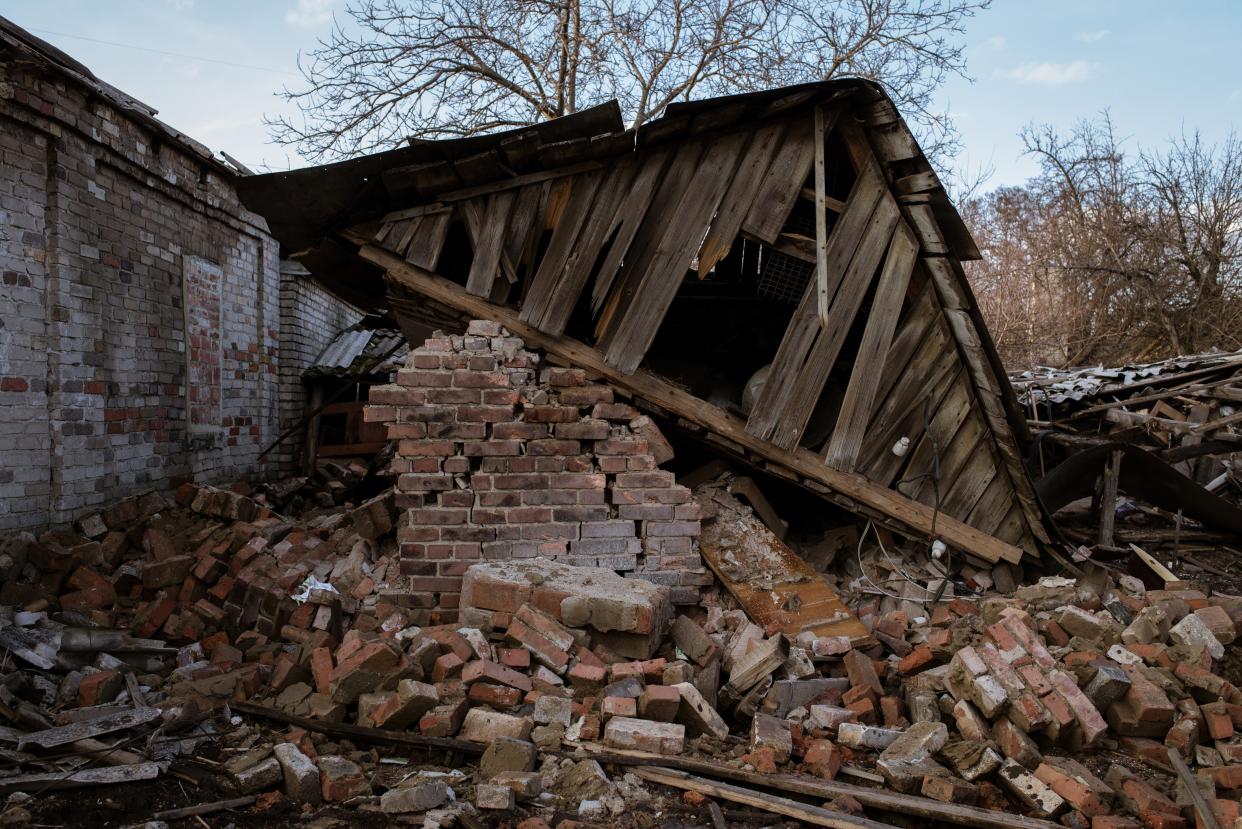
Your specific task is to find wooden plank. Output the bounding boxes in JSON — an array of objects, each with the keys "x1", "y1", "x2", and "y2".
[
  {"x1": 941, "y1": 306, "x2": 1049, "y2": 545},
  {"x1": 601, "y1": 132, "x2": 751, "y2": 373},
  {"x1": 1167, "y1": 748, "x2": 1222, "y2": 829},
  {"x1": 633, "y1": 767, "x2": 900, "y2": 829},
  {"x1": 576, "y1": 750, "x2": 1065, "y2": 829},
  {"x1": 502, "y1": 183, "x2": 548, "y2": 278},
  {"x1": 869, "y1": 276, "x2": 937, "y2": 410},
  {"x1": 767, "y1": 195, "x2": 900, "y2": 450},
  {"x1": 745, "y1": 154, "x2": 888, "y2": 444},
  {"x1": 939, "y1": 444, "x2": 1000, "y2": 519},
  {"x1": 595, "y1": 141, "x2": 707, "y2": 341},
  {"x1": 1098, "y1": 449, "x2": 1123, "y2": 547},
  {"x1": 532, "y1": 159, "x2": 641, "y2": 334},
  {"x1": 740, "y1": 115, "x2": 817, "y2": 243},
  {"x1": 520, "y1": 170, "x2": 605, "y2": 326},
  {"x1": 823, "y1": 221, "x2": 918, "y2": 470},
  {"x1": 464, "y1": 191, "x2": 515, "y2": 296},
  {"x1": 909, "y1": 401, "x2": 984, "y2": 505},
  {"x1": 814, "y1": 106, "x2": 831, "y2": 325},
  {"x1": 697, "y1": 121, "x2": 788, "y2": 276},
  {"x1": 894, "y1": 171, "x2": 940, "y2": 196},
  {"x1": 405, "y1": 208, "x2": 452, "y2": 270},
  {"x1": 357, "y1": 241, "x2": 1026, "y2": 565},
  {"x1": 590, "y1": 148, "x2": 675, "y2": 315},
  {"x1": 859, "y1": 352, "x2": 961, "y2": 487},
  {"x1": 0, "y1": 762, "x2": 162, "y2": 796},
  {"x1": 966, "y1": 471, "x2": 1013, "y2": 536},
  {"x1": 897, "y1": 374, "x2": 973, "y2": 501},
  {"x1": 903, "y1": 204, "x2": 948, "y2": 254},
  {"x1": 17, "y1": 707, "x2": 161, "y2": 750}
]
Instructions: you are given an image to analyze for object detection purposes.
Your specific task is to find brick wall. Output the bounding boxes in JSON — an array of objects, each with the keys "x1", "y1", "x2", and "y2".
[
  {"x1": 274, "y1": 261, "x2": 364, "y2": 474},
  {"x1": 0, "y1": 53, "x2": 353, "y2": 530},
  {"x1": 364, "y1": 320, "x2": 709, "y2": 625}
]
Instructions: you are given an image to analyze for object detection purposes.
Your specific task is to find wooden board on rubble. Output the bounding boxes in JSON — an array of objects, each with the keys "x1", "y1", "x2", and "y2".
[{"x1": 697, "y1": 501, "x2": 872, "y2": 645}]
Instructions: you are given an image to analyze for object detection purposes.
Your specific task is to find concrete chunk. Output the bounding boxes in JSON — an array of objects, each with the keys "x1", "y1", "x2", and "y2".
[
  {"x1": 273, "y1": 743, "x2": 321, "y2": 804},
  {"x1": 998, "y1": 758, "x2": 1067, "y2": 817}
]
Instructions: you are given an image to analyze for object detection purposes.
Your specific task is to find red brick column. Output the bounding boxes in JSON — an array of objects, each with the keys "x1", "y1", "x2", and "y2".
[{"x1": 365, "y1": 321, "x2": 707, "y2": 624}]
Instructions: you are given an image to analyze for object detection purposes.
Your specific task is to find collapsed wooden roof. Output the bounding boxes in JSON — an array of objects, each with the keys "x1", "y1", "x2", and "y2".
[{"x1": 240, "y1": 79, "x2": 1052, "y2": 568}]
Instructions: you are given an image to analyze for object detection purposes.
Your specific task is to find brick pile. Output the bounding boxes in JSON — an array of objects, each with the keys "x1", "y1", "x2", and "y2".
[{"x1": 364, "y1": 320, "x2": 710, "y2": 621}]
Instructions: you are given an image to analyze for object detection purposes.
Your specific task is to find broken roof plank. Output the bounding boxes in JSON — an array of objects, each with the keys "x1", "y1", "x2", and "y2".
[
  {"x1": 823, "y1": 221, "x2": 918, "y2": 471},
  {"x1": 634, "y1": 766, "x2": 900, "y2": 829},
  {"x1": 17, "y1": 707, "x2": 162, "y2": 750},
  {"x1": 767, "y1": 194, "x2": 900, "y2": 450},
  {"x1": 745, "y1": 154, "x2": 887, "y2": 446},
  {"x1": 600, "y1": 131, "x2": 751, "y2": 373},
  {"x1": 357, "y1": 242, "x2": 1026, "y2": 566},
  {"x1": 739, "y1": 114, "x2": 818, "y2": 243},
  {"x1": 697, "y1": 120, "x2": 788, "y2": 276},
  {"x1": 0, "y1": 762, "x2": 162, "y2": 796}
]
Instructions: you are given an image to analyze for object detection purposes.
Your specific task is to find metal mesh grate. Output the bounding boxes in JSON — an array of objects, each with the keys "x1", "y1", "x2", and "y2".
[{"x1": 757, "y1": 249, "x2": 813, "y2": 303}]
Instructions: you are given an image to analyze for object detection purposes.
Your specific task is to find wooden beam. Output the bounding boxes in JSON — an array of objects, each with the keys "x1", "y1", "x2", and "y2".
[
  {"x1": 354, "y1": 241, "x2": 1025, "y2": 565},
  {"x1": 633, "y1": 766, "x2": 899, "y2": 829},
  {"x1": 814, "y1": 106, "x2": 831, "y2": 326},
  {"x1": 1097, "y1": 448, "x2": 1122, "y2": 547},
  {"x1": 572, "y1": 746, "x2": 1067, "y2": 829}
]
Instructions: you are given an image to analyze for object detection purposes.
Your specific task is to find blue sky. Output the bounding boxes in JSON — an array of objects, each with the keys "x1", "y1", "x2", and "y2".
[{"x1": 3, "y1": 0, "x2": 1238, "y2": 187}]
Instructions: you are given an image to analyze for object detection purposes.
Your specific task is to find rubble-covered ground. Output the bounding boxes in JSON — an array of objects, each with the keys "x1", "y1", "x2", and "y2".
[{"x1": 0, "y1": 465, "x2": 1239, "y2": 829}]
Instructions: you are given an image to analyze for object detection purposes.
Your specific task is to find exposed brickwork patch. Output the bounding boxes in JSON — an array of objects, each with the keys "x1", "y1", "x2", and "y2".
[{"x1": 365, "y1": 322, "x2": 707, "y2": 621}]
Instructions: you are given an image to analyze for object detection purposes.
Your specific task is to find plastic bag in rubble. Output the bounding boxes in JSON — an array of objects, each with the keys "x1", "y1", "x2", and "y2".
[{"x1": 291, "y1": 575, "x2": 338, "y2": 604}]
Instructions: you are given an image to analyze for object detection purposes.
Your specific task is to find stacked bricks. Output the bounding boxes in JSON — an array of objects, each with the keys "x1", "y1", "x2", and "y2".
[{"x1": 365, "y1": 321, "x2": 708, "y2": 623}]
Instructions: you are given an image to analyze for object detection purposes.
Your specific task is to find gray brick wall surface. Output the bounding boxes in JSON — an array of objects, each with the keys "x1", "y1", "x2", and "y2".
[{"x1": 0, "y1": 57, "x2": 356, "y2": 531}]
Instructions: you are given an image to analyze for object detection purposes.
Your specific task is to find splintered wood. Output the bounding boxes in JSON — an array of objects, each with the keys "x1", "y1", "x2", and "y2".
[{"x1": 695, "y1": 487, "x2": 872, "y2": 644}]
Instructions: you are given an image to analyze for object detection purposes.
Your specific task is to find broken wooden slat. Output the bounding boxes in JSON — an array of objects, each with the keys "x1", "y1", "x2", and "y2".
[
  {"x1": 530, "y1": 159, "x2": 640, "y2": 334},
  {"x1": 909, "y1": 398, "x2": 985, "y2": 506},
  {"x1": 590, "y1": 148, "x2": 673, "y2": 314},
  {"x1": 153, "y1": 797, "x2": 260, "y2": 822},
  {"x1": 405, "y1": 208, "x2": 452, "y2": 271},
  {"x1": 501, "y1": 183, "x2": 547, "y2": 277},
  {"x1": 940, "y1": 305, "x2": 1050, "y2": 545},
  {"x1": 893, "y1": 170, "x2": 940, "y2": 196},
  {"x1": 858, "y1": 340, "x2": 960, "y2": 487},
  {"x1": 521, "y1": 170, "x2": 606, "y2": 326},
  {"x1": 601, "y1": 132, "x2": 751, "y2": 373},
  {"x1": 823, "y1": 221, "x2": 918, "y2": 470},
  {"x1": 939, "y1": 442, "x2": 1001, "y2": 519},
  {"x1": 697, "y1": 121, "x2": 788, "y2": 276},
  {"x1": 903, "y1": 203, "x2": 948, "y2": 254},
  {"x1": 357, "y1": 241, "x2": 1027, "y2": 566},
  {"x1": 896, "y1": 372, "x2": 973, "y2": 500},
  {"x1": 745, "y1": 154, "x2": 888, "y2": 445},
  {"x1": 464, "y1": 190, "x2": 516, "y2": 296},
  {"x1": 582, "y1": 749, "x2": 1064, "y2": 829},
  {"x1": 1098, "y1": 448, "x2": 1123, "y2": 547},
  {"x1": 633, "y1": 766, "x2": 903, "y2": 829},
  {"x1": 17, "y1": 707, "x2": 161, "y2": 750},
  {"x1": 767, "y1": 195, "x2": 900, "y2": 450},
  {"x1": 814, "y1": 106, "x2": 832, "y2": 325},
  {"x1": 739, "y1": 115, "x2": 818, "y2": 243},
  {"x1": 0, "y1": 762, "x2": 161, "y2": 796}
]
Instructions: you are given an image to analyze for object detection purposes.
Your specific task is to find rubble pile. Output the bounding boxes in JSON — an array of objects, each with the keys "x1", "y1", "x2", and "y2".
[{"x1": 1, "y1": 477, "x2": 1240, "y2": 828}]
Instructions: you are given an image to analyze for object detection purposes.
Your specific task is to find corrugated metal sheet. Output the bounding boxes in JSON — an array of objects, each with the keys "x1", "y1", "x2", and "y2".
[{"x1": 304, "y1": 323, "x2": 408, "y2": 380}]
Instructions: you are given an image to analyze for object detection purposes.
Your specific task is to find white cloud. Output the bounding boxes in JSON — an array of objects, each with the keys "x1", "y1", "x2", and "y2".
[
  {"x1": 1003, "y1": 60, "x2": 1096, "y2": 85},
  {"x1": 285, "y1": 0, "x2": 334, "y2": 27},
  {"x1": 1074, "y1": 30, "x2": 1111, "y2": 43},
  {"x1": 980, "y1": 35, "x2": 1006, "y2": 51}
]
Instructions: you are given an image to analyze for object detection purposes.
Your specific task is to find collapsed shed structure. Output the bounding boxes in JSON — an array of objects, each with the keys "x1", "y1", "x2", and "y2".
[{"x1": 240, "y1": 80, "x2": 1051, "y2": 569}]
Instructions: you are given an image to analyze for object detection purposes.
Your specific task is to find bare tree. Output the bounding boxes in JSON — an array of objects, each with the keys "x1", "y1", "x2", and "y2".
[
  {"x1": 267, "y1": 0, "x2": 990, "y2": 161},
  {"x1": 964, "y1": 115, "x2": 1242, "y2": 369}
]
